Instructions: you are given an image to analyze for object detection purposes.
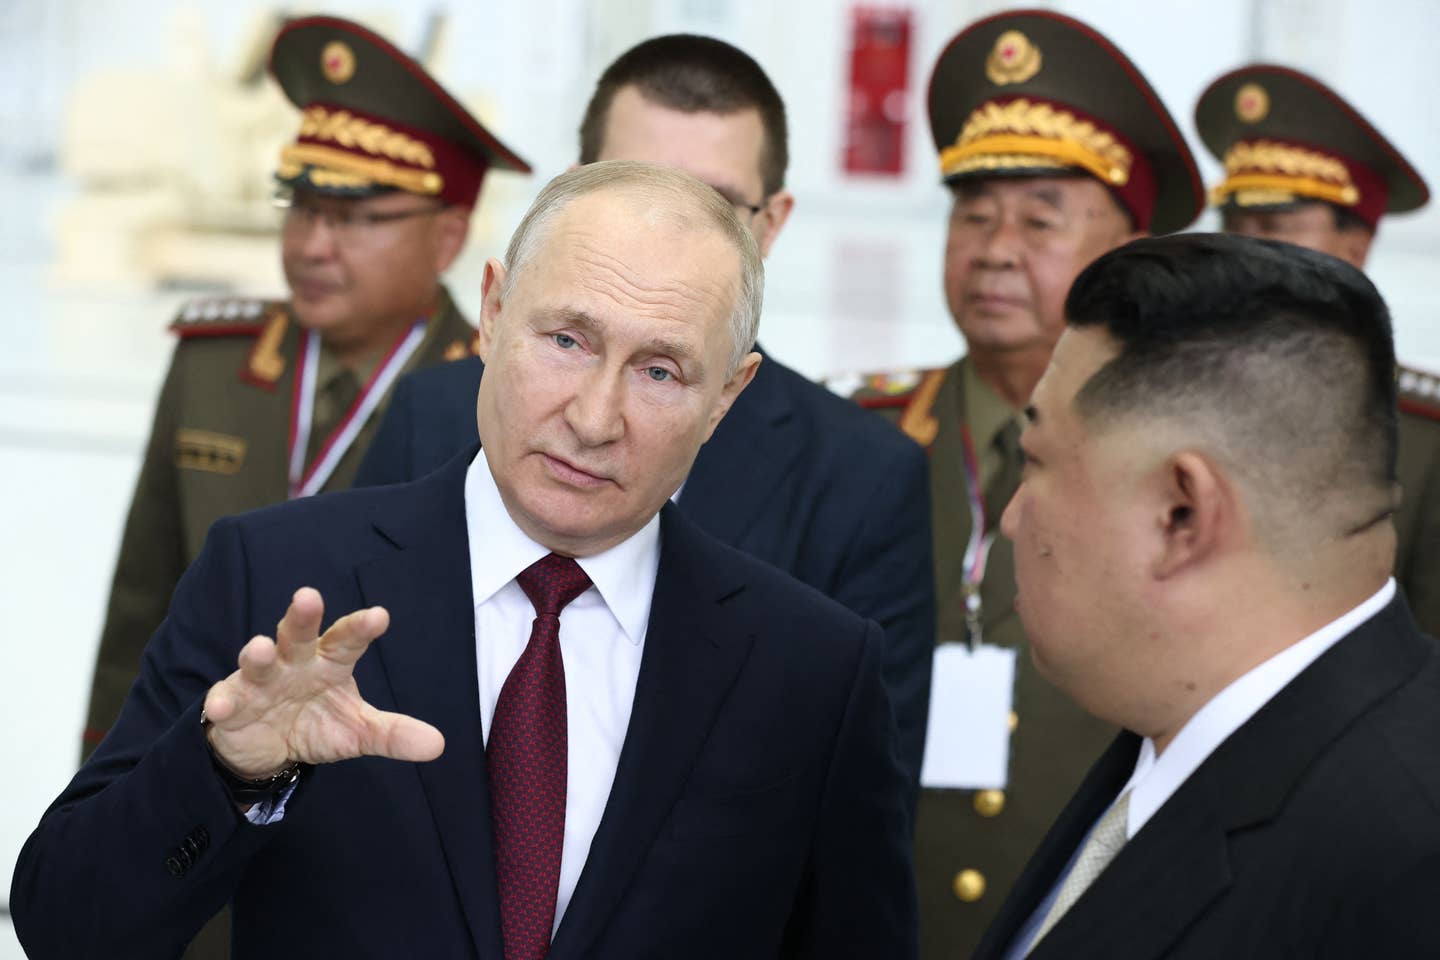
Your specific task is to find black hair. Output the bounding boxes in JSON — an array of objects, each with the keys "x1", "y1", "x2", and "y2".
[{"x1": 579, "y1": 34, "x2": 788, "y2": 197}]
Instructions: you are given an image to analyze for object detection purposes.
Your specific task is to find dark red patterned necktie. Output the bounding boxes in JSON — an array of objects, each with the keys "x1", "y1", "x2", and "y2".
[{"x1": 488, "y1": 553, "x2": 591, "y2": 960}]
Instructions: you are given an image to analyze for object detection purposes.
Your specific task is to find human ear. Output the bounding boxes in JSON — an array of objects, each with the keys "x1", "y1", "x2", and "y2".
[
  {"x1": 1152, "y1": 451, "x2": 1231, "y2": 580},
  {"x1": 703, "y1": 351, "x2": 762, "y2": 441},
  {"x1": 476, "y1": 258, "x2": 507, "y2": 363}
]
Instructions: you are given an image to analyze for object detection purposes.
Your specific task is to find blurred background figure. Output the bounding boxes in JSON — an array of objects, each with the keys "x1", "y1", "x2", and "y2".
[
  {"x1": 78, "y1": 14, "x2": 528, "y2": 957},
  {"x1": 4, "y1": 3, "x2": 1440, "y2": 958},
  {"x1": 836, "y1": 10, "x2": 1203, "y2": 956},
  {"x1": 1195, "y1": 63, "x2": 1440, "y2": 636}
]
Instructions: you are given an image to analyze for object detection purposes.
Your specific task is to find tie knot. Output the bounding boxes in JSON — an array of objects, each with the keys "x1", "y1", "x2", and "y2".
[{"x1": 516, "y1": 553, "x2": 592, "y2": 616}]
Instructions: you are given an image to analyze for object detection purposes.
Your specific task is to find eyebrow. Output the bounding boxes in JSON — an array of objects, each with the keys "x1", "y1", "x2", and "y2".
[
  {"x1": 1025, "y1": 186, "x2": 1065, "y2": 210},
  {"x1": 539, "y1": 307, "x2": 700, "y2": 363}
]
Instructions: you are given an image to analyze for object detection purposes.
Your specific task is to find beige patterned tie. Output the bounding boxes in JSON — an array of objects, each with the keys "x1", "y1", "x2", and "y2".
[{"x1": 1027, "y1": 791, "x2": 1132, "y2": 953}]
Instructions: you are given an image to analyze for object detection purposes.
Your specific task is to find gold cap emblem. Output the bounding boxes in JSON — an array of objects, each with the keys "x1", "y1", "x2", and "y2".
[
  {"x1": 322, "y1": 40, "x2": 356, "y2": 85},
  {"x1": 986, "y1": 30, "x2": 1042, "y2": 86},
  {"x1": 1235, "y1": 83, "x2": 1269, "y2": 123}
]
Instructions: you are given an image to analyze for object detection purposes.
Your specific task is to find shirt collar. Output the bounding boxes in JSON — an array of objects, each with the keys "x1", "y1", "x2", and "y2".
[
  {"x1": 961, "y1": 358, "x2": 1023, "y2": 449},
  {"x1": 464, "y1": 449, "x2": 660, "y2": 645},
  {"x1": 1121, "y1": 577, "x2": 1397, "y2": 838}
]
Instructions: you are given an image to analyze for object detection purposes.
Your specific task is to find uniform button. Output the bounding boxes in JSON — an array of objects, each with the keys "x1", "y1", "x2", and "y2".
[
  {"x1": 973, "y1": 789, "x2": 1006, "y2": 818},
  {"x1": 183, "y1": 836, "x2": 203, "y2": 860},
  {"x1": 953, "y1": 868, "x2": 986, "y2": 902},
  {"x1": 1009, "y1": 711, "x2": 1019, "y2": 732},
  {"x1": 194, "y1": 826, "x2": 211, "y2": 852},
  {"x1": 165, "y1": 856, "x2": 186, "y2": 878}
]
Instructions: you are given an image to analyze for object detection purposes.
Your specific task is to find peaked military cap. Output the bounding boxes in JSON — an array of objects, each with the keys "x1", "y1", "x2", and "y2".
[
  {"x1": 269, "y1": 15, "x2": 530, "y2": 208},
  {"x1": 1195, "y1": 64, "x2": 1429, "y2": 230},
  {"x1": 928, "y1": 9, "x2": 1203, "y2": 234}
]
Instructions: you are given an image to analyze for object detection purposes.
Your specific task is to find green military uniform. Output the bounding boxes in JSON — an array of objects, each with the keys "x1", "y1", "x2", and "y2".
[
  {"x1": 80, "y1": 16, "x2": 529, "y2": 958},
  {"x1": 84, "y1": 290, "x2": 474, "y2": 754},
  {"x1": 1397, "y1": 369, "x2": 1440, "y2": 633},
  {"x1": 849, "y1": 360, "x2": 1116, "y2": 958},
  {"x1": 1195, "y1": 64, "x2": 1439, "y2": 635},
  {"x1": 841, "y1": 12, "x2": 1205, "y2": 956}
]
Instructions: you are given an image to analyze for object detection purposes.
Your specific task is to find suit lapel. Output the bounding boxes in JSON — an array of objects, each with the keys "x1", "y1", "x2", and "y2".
[
  {"x1": 549, "y1": 505, "x2": 758, "y2": 959},
  {"x1": 1020, "y1": 597, "x2": 1432, "y2": 960},
  {"x1": 678, "y1": 349, "x2": 801, "y2": 546},
  {"x1": 355, "y1": 446, "x2": 505, "y2": 960}
]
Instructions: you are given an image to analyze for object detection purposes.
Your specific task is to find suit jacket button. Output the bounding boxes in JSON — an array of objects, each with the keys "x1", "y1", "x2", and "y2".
[
  {"x1": 973, "y1": 789, "x2": 1006, "y2": 818},
  {"x1": 954, "y1": 868, "x2": 986, "y2": 903},
  {"x1": 166, "y1": 856, "x2": 186, "y2": 878},
  {"x1": 183, "y1": 836, "x2": 204, "y2": 860}
]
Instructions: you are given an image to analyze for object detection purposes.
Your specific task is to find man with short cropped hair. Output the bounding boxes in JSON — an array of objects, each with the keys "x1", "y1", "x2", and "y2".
[
  {"x1": 13, "y1": 161, "x2": 918, "y2": 960},
  {"x1": 973, "y1": 233, "x2": 1440, "y2": 959},
  {"x1": 358, "y1": 34, "x2": 935, "y2": 799},
  {"x1": 1195, "y1": 63, "x2": 1440, "y2": 634}
]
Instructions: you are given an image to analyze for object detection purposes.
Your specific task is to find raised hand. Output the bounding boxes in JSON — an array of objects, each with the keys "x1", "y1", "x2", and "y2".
[{"x1": 201, "y1": 587, "x2": 444, "y2": 778}]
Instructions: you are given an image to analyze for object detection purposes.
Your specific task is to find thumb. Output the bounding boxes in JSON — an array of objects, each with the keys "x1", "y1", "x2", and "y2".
[{"x1": 362, "y1": 709, "x2": 445, "y2": 763}]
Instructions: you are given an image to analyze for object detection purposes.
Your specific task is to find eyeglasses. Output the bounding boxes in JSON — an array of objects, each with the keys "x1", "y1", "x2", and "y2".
[{"x1": 274, "y1": 192, "x2": 446, "y2": 240}]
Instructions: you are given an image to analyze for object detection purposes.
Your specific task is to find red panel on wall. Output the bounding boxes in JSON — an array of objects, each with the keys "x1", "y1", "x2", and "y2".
[{"x1": 842, "y1": 5, "x2": 913, "y2": 176}]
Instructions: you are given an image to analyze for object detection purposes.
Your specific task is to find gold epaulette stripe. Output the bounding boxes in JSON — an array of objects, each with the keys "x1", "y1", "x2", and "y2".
[{"x1": 898, "y1": 369, "x2": 948, "y2": 448}]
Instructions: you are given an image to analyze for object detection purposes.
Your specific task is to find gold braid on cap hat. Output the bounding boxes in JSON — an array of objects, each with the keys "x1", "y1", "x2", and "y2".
[
  {"x1": 940, "y1": 98, "x2": 1133, "y2": 186},
  {"x1": 1211, "y1": 139, "x2": 1359, "y2": 207}
]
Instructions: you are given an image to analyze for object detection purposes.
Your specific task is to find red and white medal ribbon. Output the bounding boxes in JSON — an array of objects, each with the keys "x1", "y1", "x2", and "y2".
[
  {"x1": 287, "y1": 320, "x2": 426, "y2": 499},
  {"x1": 959, "y1": 423, "x2": 994, "y2": 648}
]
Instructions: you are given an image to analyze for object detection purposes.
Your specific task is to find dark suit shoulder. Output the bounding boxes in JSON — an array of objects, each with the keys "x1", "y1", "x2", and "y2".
[
  {"x1": 396, "y1": 353, "x2": 484, "y2": 397},
  {"x1": 664, "y1": 504, "x2": 873, "y2": 654}
]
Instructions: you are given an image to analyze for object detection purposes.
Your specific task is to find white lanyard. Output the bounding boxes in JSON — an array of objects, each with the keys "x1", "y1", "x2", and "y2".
[
  {"x1": 959, "y1": 422, "x2": 995, "y2": 648},
  {"x1": 287, "y1": 320, "x2": 426, "y2": 499}
]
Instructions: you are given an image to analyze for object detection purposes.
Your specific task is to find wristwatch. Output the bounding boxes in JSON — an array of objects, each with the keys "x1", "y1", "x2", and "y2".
[{"x1": 200, "y1": 710, "x2": 305, "y2": 806}]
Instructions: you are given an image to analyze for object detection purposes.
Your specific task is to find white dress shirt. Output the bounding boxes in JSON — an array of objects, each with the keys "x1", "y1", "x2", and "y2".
[
  {"x1": 465, "y1": 449, "x2": 659, "y2": 933},
  {"x1": 1118, "y1": 578, "x2": 1396, "y2": 839}
]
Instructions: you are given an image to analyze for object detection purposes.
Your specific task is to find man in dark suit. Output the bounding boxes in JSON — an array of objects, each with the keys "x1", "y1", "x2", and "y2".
[
  {"x1": 973, "y1": 233, "x2": 1440, "y2": 959},
  {"x1": 356, "y1": 36, "x2": 935, "y2": 795},
  {"x1": 11, "y1": 163, "x2": 918, "y2": 959}
]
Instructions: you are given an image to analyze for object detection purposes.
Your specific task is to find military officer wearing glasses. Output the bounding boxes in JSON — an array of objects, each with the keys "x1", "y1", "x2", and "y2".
[
  {"x1": 1194, "y1": 64, "x2": 1440, "y2": 637},
  {"x1": 82, "y1": 15, "x2": 529, "y2": 766}
]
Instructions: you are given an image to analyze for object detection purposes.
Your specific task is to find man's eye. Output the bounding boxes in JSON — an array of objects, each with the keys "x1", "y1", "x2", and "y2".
[
  {"x1": 553, "y1": 333, "x2": 577, "y2": 349},
  {"x1": 645, "y1": 367, "x2": 672, "y2": 383},
  {"x1": 1025, "y1": 217, "x2": 1058, "y2": 231}
]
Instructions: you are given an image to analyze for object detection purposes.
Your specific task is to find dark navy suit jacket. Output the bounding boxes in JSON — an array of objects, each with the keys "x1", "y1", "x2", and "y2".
[
  {"x1": 356, "y1": 353, "x2": 935, "y2": 796},
  {"x1": 12, "y1": 450, "x2": 918, "y2": 959},
  {"x1": 973, "y1": 597, "x2": 1440, "y2": 960}
]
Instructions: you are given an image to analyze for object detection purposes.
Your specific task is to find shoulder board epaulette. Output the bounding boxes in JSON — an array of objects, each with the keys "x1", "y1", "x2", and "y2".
[
  {"x1": 169, "y1": 297, "x2": 277, "y2": 337},
  {"x1": 1398, "y1": 364, "x2": 1440, "y2": 422},
  {"x1": 828, "y1": 367, "x2": 947, "y2": 448},
  {"x1": 444, "y1": 328, "x2": 482, "y2": 362}
]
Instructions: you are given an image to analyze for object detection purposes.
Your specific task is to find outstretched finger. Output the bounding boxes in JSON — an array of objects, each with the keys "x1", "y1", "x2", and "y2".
[
  {"x1": 317, "y1": 606, "x2": 390, "y2": 667},
  {"x1": 276, "y1": 587, "x2": 325, "y2": 664},
  {"x1": 236, "y1": 634, "x2": 281, "y2": 687},
  {"x1": 360, "y1": 706, "x2": 445, "y2": 764}
]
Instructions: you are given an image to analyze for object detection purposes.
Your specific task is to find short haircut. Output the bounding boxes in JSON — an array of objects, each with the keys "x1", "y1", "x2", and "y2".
[
  {"x1": 578, "y1": 34, "x2": 789, "y2": 198},
  {"x1": 500, "y1": 160, "x2": 764, "y2": 377},
  {"x1": 1065, "y1": 232, "x2": 1398, "y2": 547}
]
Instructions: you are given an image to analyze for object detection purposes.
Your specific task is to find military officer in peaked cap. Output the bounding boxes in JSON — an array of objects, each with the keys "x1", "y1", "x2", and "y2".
[
  {"x1": 836, "y1": 11, "x2": 1204, "y2": 956},
  {"x1": 1196, "y1": 64, "x2": 1440, "y2": 636},
  {"x1": 80, "y1": 15, "x2": 528, "y2": 956}
]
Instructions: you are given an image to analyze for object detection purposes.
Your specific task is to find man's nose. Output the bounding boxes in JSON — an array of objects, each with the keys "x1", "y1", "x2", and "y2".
[
  {"x1": 295, "y1": 213, "x2": 342, "y2": 259},
  {"x1": 975, "y1": 214, "x2": 1023, "y2": 269},
  {"x1": 564, "y1": 368, "x2": 626, "y2": 447}
]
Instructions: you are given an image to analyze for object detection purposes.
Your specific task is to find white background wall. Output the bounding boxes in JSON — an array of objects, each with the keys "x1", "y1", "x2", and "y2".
[{"x1": 2, "y1": 0, "x2": 1437, "y2": 954}]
